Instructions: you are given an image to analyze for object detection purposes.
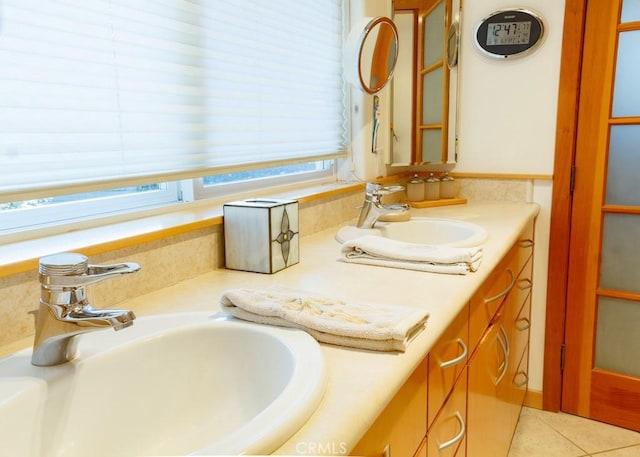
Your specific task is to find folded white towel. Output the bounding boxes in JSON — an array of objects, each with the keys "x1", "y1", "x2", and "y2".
[
  {"x1": 219, "y1": 286, "x2": 429, "y2": 352},
  {"x1": 340, "y1": 235, "x2": 482, "y2": 275}
]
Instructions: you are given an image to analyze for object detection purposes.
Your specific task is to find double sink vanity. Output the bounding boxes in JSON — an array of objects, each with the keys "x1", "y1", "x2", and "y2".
[{"x1": 0, "y1": 201, "x2": 538, "y2": 456}]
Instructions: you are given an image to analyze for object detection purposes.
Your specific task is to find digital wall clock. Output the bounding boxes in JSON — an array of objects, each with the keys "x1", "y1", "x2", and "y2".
[{"x1": 475, "y1": 9, "x2": 545, "y2": 59}]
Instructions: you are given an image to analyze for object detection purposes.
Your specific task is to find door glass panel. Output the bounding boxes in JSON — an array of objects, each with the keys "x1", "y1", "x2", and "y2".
[
  {"x1": 600, "y1": 213, "x2": 640, "y2": 293},
  {"x1": 612, "y1": 31, "x2": 640, "y2": 117},
  {"x1": 423, "y1": 1, "x2": 445, "y2": 68},
  {"x1": 621, "y1": 0, "x2": 640, "y2": 23},
  {"x1": 422, "y1": 129, "x2": 442, "y2": 162},
  {"x1": 595, "y1": 296, "x2": 640, "y2": 377},
  {"x1": 422, "y1": 67, "x2": 443, "y2": 124},
  {"x1": 605, "y1": 125, "x2": 640, "y2": 206}
]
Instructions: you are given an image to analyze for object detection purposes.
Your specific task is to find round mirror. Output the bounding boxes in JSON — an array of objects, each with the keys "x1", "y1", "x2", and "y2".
[{"x1": 345, "y1": 17, "x2": 399, "y2": 94}]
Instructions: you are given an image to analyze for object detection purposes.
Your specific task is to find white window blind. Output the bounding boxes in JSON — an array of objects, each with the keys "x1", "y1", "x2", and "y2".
[{"x1": 0, "y1": 0, "x2": 347, "y2": 203}]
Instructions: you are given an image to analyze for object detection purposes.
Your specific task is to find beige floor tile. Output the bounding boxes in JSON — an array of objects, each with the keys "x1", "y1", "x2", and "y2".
[
  {"x1": 525, "y1": 408, "x2": 640, "y2": 454},
  {"x1": 592, "y1": 444, "x2": 640, "y2": 456},
  {"x1": 508, "y1": 410, "x2": 588, "y2": 457}
]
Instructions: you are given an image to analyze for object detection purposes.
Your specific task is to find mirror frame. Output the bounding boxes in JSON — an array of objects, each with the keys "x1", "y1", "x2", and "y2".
[
  {"x1": 391, "y1": 0, "x2": 460, "y2": 166},
  {"x1": 346, "y1": 16, "x2": 400, "y2": 95},
  {"x1": 359, "y1": 17, "x2": 399, "y2": 94}
]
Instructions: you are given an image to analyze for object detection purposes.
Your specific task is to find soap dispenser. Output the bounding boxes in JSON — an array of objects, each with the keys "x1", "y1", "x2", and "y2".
[
  {"x1": 406, "y1": 174, "x2": 425, "y2": 202},
  {"x1": 424, "y1": 173, "x2": 440, "y2": 200},
  {"x1": 440, "y1": 172, "x2": 456, "y2": 199}
]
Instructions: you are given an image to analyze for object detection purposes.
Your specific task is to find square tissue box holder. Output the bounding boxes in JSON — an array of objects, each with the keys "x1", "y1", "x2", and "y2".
[{"x1": 223, "y1": 199, "x2": 299, "y2": 274}]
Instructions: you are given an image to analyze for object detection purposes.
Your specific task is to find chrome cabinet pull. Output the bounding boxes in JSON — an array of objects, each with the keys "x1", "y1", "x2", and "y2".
[
  {"x1": 516, "y1": 316, "x2": 531, "y2": 331},
  {"x1": 437, "y1": 411, "x2": 466, "y2": 451},
  {"x1": 495, "y1": 329, "x2": 509, "y2": 385},
  {"x1": 517, "y1": 278, "x2": 533, "y2": 290},
  {"x1": 440, "y1": 338, "x2": 468, "y2": 369},
  {"x1": 484, "y1": 269, "x2": 516, "y2": 304},
  {"x1": 519, "y1": 239, "x2": 535, "y2": 248},
  {"x1": 513, "y1": 371, "x2": 529, "y2": 388},
  {"x1": 499, "y1": 324, "x2": 510, "y2": 356}
]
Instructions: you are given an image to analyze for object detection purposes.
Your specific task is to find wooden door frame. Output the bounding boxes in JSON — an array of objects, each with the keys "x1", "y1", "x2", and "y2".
[{"x1": 542, "y1": 0, "x2": 588, "y2": 411}]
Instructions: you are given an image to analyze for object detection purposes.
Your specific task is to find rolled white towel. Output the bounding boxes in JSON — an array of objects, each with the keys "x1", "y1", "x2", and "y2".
[
  {"x1": 219, "y1": 286, "x2": 429, "y2": 352},
  {"x1": 341, "y1": 235, "x2": 482, "y2": 275}
]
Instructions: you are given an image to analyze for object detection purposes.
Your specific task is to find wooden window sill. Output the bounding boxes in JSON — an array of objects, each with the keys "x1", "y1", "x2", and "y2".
[{"x1": 0, "y1": 182, "x2": 364, "y2": 278}]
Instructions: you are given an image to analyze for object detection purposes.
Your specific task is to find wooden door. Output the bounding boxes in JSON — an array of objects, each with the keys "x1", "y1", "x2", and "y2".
[{"x1": 563, "y1": 0, "x2": 640, "y2": 431}]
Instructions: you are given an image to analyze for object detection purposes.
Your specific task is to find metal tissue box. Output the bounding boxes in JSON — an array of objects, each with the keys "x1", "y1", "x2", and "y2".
[{"x1": 223, "y1": 199, "x2": 299, "y2": 274}]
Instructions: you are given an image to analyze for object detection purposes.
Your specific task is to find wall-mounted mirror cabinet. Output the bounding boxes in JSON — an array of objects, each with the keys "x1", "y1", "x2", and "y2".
[{"x1": 391, "y1": 0, "x2": 461, "y2": 166}]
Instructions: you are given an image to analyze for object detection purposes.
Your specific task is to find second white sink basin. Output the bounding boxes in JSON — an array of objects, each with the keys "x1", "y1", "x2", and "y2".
[
  {"x1": 336, "y1": 217, "x2": 488, "y2": 247},
  {"x1": 0, "y1": 313, "x2": 327, "y2": 456}
]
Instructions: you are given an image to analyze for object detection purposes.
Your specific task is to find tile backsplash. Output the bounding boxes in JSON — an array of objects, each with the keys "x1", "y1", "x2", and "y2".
[{"x1": 0, "y1": 189, "x2": 363, "y2": 348}]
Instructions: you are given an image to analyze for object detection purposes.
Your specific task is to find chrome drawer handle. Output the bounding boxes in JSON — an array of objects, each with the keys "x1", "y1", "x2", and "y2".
[
  {"x1": 514, "y1": 371, "x2": 529, "y2": 388},
  {"x1": 440, "y1": 338, "x2": 468, "y2": 369},
  {"x1": 495, "y1": 329, "x2": 509, "y2": 385},
  {"x1": 499, "y1": 324, "x2": 510, "y2": 356},
  {"x1": 484, "y1": 269, "x2": 515, "y2": 305},
  {"x1": 438, "y1": 411, "x2": 466, "y2": 451},
  {"x1": 518, "y1": 278, "x2": 533, "y2": 290},
  {"x1": 516, "y1": 316, "x2": 531, "y2": 331},
  {"x1": 519, "y1": 239, "x2": 535, "y2": 248}
]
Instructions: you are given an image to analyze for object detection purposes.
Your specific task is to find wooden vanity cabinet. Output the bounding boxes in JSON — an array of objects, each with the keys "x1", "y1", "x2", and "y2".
[
  {"x1": 425, "y1": 305, "x2": 469, "y2": 457},
  {"x1": 467, "y1": 223, "x2": 534, "y2": 457},
  {"x1": 427, "y1": 367, "x2": 468, "y2": 457},
  {"x1": 427, "y1": 306, "x2": 469, "y2": 428},
  {"x1": 350, "y1": 220, "x2": 535, "y2": 457},
  {"x1": 350, "y1": 357, "x2": 428, "y2": 457}
]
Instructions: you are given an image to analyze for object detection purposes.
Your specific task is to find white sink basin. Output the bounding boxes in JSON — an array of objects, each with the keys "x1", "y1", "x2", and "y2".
[
  {"x1": 336, "y1": 217, "x2": 488, "y2": 247},
  {"x1": 0, "y1": 313, "x2": 326, "y2": 456}
]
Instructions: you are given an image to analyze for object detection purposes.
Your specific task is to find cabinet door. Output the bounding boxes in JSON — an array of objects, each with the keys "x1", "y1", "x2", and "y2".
[
  {"x1": 351, "y1": 357, "x2": 428, "y2": 457},
  {"x1": 428, "y1": 305, "x2": 469, "y2": 427},
  {"x1": 467, "y1": 318, "x2": 512, "y2": 457},
  {"x1": 427, "y1": 368, "x2": 468, "y2": 457}
]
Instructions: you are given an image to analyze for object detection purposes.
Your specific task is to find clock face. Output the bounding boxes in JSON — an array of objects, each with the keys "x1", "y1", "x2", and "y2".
[
  {"x1": 475, "y1": 9, "x2": 544, "y2": 59},
  {"x1": 486, "y1": 21, "x2": 532, "y2": 46}
]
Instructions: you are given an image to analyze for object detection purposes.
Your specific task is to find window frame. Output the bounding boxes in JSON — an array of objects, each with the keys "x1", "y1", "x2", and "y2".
[
  {"x1": 0, "y1": 182, "x2": 181, "y2": 235},
  {"x1": 0, "y1": 0, "x2": 349, "y2": 237}
]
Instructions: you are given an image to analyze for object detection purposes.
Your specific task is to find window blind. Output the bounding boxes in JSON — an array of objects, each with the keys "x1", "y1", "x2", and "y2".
[{"x1": 0, "y1": 0, "x2": 347, "y2": 202}]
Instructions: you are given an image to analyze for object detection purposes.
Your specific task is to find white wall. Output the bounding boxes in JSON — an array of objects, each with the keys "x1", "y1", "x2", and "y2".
[
  {"x1": 456, "y1": 0, "x2": 565, "y2": 175},
  {"x1": 343, "y1": 0, "x2": 394, "y2": 182},
  {"x1": 350, "y1": 0, "x2": 566, "y2": 392}
]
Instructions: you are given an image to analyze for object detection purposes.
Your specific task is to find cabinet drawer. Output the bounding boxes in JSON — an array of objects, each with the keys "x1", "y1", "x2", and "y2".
[
  {"x1": 427, "y1": 368, "x2": 467, "y2": 457},
  {"x1": 428, "y1": 305, "x2": 469, "y2": 428},
  {"x1": 469, "y1": 248, "x2": 518, "y2": 349},
  {"x1": 351, "y1": 357, "x2": 428, "y2": 457}
]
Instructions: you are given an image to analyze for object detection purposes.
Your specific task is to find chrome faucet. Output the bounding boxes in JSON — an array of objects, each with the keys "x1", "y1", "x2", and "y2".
[
  {"x1": 31, "y1": 252, "x2": 140, "y2": 366},
  {"x1": 356, "y1": 182, "x2": 410, "y2": 228}
]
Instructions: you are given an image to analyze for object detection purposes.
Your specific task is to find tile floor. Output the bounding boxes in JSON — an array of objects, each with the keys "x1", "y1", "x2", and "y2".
[{"x1": 508, "y1": 407, "x2": 640, "y2": 457}]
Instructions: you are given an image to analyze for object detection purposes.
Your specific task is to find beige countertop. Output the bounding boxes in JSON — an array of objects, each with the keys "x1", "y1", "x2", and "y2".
[{"x1": 1, "y1": 201, "x2": 539, "y2": 455}]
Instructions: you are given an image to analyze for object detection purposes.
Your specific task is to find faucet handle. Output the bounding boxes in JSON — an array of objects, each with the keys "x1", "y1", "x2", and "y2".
[
  {"x1": 39, "y1": 252, "x2": 88, "y2": 276},
  {"x1": 39, "y1": 252, "x2": 140, "y2": 287},
  {"x1": 365, "y1": 182, "x2": 405, "y2": 197}
]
